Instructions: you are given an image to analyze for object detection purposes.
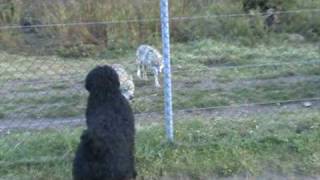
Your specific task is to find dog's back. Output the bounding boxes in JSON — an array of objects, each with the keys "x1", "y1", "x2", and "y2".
[{"x1": 73, "y1": 125, "x2": 135, "y2": 180}]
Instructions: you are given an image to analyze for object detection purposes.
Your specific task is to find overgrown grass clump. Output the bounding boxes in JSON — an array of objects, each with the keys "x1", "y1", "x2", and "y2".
[{"x1": 1, "y1": 109, "x2": 319, "y2": 179}]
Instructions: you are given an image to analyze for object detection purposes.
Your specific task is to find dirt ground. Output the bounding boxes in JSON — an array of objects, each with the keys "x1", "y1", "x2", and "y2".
[{"x1": 1, "y1": 98, "x2": 319, "y2": 135}]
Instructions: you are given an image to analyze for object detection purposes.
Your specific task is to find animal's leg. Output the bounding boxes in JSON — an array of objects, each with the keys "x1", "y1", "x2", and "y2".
[
  {"x1": 143, "y1": 65, "x2": 148, "y2": 80},
  {"x1": 137, "y1": 62, "x2": 142, "y2": 79},
  {"x1": 153, "y1": 67, "x2": 160, "y2": 87},
  {"x1": 141, "y1": 65, "x2": 145, "y2": 80}
]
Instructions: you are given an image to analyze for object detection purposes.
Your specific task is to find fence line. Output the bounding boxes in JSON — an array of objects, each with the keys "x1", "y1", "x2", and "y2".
[
  {"x1": 174, "y1": 97, "x2": 320, "y2": 113},
  {"x1": 171, "y1": 8, "x2": 320, "y2": 20},
  {"x1": 1, "y1": 73, "x2": 319, "y2": 99},
  {"x1": 0, "y1": 97, "x2": 319, "y2": 132},
  {"x1": 171, "y1": 59, "x2": 320, "y2": 73},
  {"x1": 2, "y1": 85, "x2": 308, "y2": 123},
  {"x1": 1, "y1": 76, "x2": 319, "y2": 105},
  {"x1": 134, "y1": 97, "x2": 320, "y2": 116},
  {"x1": 152, "y1": 97, "x2": 318, "y2": 115},
  {"x1": 0, "y1": 155, "x2": 72, "y2": 167},
  {"x1": 0, "y1": 8, "x2": 320, "y2": 30},
  {"x1": 1, "y1": 59, "x2": 319, "y2": 87}
]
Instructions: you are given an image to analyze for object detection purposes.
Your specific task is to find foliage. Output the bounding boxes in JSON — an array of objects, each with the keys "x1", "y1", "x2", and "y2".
[
  {"x1": 1, "y1": 110, "x2": 319, "y2": 179},
  {"x1": 0, "y1": 0, "x2": 319, "y2": 56}
]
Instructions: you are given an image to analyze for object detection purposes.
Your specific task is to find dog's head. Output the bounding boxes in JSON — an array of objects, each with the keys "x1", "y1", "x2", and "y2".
[
  {"x1": 111, "y1": 64, "x2": 135, "y2": 101},
  {"x1": 85, "y1": 65, "x2": 120, "y2": 94}
]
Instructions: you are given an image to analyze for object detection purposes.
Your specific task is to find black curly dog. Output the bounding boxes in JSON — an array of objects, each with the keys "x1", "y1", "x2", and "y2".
[{"x1": 73, "y1": 65, "x2": 136, "y2": 180}]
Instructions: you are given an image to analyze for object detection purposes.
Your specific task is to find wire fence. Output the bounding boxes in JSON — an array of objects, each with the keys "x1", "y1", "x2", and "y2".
[
  {"x1": 1, "y1": 8, "x2": 320, "y2": 30},
  {"x1": 0, "y1": 2, "x2": 320, "y2": 174}
]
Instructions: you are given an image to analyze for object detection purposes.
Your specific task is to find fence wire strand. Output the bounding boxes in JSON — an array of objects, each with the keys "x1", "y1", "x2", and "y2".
[
  {"x1": 0, "y1": 8, "x2": 320, "y2": 30},
  {"x1": 1, "y1": 58, "x2": 319, "y2": 89}
]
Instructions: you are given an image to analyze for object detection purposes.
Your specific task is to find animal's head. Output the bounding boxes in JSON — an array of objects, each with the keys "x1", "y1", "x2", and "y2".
[
  {"x1": 85, "y1": 65, "x2": 120, "y2": 94},
  {"x1": 111, "y1": 64, "x2": 135, "y2": 101},
  {"x1": 120, "y1": 79, "x2": 135, "y2": 101},
  {"x1": 266, "y1": 8, "x2": 280, "y2": 24},
  {"x1": 266, "y1": 8, "x2": 275, "y2": 16}
]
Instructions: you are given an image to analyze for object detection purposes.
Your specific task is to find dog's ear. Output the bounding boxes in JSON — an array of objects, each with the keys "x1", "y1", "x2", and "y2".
[
  {"x1": 85, "y1": 66, "x2": 101, "y2": 92},
  {"x1": 85, "y1": 65, "x2": 120, "y2": 93},
  {"x1": 85, "y1": 73, "x2": 93, "y2": 92}
]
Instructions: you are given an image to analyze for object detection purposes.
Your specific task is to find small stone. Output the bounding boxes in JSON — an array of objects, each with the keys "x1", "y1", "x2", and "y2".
[
  {"x1": 176, "y1": 65, "x2": 183, "y2": 69},
  {"x1": 303, "y1": 102, "x2": 312, "y2": 107},
  {"x1": 287, "y1": 33, "x2": 305, "y2": 42}
]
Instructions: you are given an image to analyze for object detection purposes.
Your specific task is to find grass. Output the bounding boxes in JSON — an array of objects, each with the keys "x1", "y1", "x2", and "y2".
[
  {"x1": 0, "y1": 109, "x2": 319, "y2": 179},
  {"x1": 1, "y1": 73, "x2": 320, "y2": 118},
  {"x1": 1, "y1": 33, "x2": 320, "y2": 178},
  {"x1": 0, "y1": 37, "x2": 320, "y2": 119},
  {"x1": 1, "y1": 0, "x2": 320, "y2": 55}
]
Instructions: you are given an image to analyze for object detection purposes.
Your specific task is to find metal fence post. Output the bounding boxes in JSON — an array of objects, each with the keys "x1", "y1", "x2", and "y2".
[{"x1": 160, "y1": 0, "x2": 174, "y2": 143}]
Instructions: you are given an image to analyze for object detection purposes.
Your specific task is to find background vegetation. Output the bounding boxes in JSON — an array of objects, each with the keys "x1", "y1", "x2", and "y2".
[{"x1": 0, "y1": 0, "x2": 320, "y2": 56}]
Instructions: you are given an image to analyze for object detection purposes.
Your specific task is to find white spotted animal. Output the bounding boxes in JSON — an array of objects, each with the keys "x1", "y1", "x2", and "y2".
[
  {"x1": 136, "y1": 44, "x2": 163, "y2": 87},
  {"x1": 111, "y1": 64, "x2": 135, "y2": 101}
]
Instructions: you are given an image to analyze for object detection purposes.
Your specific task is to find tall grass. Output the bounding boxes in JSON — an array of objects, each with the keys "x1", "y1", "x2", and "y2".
[
  {"x1": 0, "y1": 0, "x2": 319, "y2": 56},
  {"x1": 1, "y1": 109, "x2": 320, "y2": 179}
]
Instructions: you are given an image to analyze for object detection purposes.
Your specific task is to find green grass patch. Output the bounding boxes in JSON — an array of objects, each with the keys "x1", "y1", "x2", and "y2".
[
  {"x1": 0, "y1": 93, "x2": 86, "y2": 119},
  {"x1": 171, "y1": 39, "x2": 320, "y2": 66},
  {"x1": 1, "y1": 38, "x2": 320, "y2": 119},
  {"x1": 173, "y1": 79, "x2": 320, "y2": 109},
  {"x1": 0, "y1": 109, "x2": 319, "y2": 179},
  {"x1": 1, "y1": 74, "x2": 319, "y2": 119}
]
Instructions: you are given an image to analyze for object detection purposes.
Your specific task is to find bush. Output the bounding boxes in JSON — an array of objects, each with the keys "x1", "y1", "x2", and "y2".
[{"x1": 56, "y1": 43, "x2": 99, "y2": 58}]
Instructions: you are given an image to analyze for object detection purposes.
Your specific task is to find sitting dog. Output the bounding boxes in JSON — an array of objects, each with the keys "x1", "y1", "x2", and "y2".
[
  {"x1": 73, "y1": 65, "x2": 136, "y2": 180},
  {"x1": 136, "y1": 44, "x2": 163, "y2": 87}
]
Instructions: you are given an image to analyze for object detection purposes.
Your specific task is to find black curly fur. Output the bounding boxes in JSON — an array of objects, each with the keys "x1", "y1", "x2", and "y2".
[{"x1": 73, "y1": 65, "x2": 136, "y2": 180}]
